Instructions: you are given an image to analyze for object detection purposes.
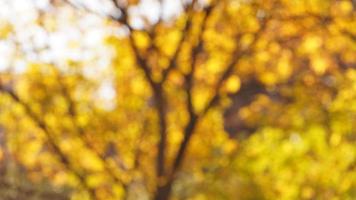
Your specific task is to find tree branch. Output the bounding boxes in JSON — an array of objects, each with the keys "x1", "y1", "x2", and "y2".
[
  {"x1": 168, "y1": 13, "x2": 270, "y2": 185},
  {"x1": 160, "y1": 0, "x2": 197, "y2": 83},
  {"x1": 201, "y1": 19, "x2": 268, "y2": 118},
  {"x1": 153, "y1": 2, "x2": 216, "y2": 200},
  {"x1": 0, "y1": 86, "x2": 96, "y2": 199},
  {"x1": 57, "y1": 75, "x2": 128, "y2": 188},
  {"x1": 110, "y1": 0, "x2": 169, "y2": 181},
  {"x1": 171, "y1": 2, "x2": 215, "y2": 175}
]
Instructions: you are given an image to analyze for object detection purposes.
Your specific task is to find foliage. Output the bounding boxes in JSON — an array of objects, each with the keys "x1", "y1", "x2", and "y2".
[{"x1": 0, "y1": 0, "x2": 355, "y2": 199}]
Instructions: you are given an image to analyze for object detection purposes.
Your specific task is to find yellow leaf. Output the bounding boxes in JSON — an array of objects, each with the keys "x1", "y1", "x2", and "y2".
[
  {"x1": 133, "y1": 31, "x2": 150, "y2": 49},
  {"x1": 301, "y1": 35, "x2": 322, "y2": 54},
  {"x1": 225, "y1": 75, "x2": 241, "y2": 93},
  {"x1": 311, "y1": 55, "x2": 328, "y2": 75},
  {"x1": 0, "y1": 21, "x2": 12, "y2": 39},
  {"x1": 79, "y1": 149, "x2": 104, "y2": 171}
]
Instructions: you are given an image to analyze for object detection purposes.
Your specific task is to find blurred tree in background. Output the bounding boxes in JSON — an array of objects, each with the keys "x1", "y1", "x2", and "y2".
[{"x1": 0, "y1": 0, "x2": 355, "y2": 199}]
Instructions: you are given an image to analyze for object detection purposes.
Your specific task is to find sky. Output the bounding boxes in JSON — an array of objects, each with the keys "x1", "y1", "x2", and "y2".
[
  {"x1": 0, "y1": 0, "x2": 183, "y2": 72},
  {"x1": 0, "y1": 0, "x2": 182, "y2": 109}
]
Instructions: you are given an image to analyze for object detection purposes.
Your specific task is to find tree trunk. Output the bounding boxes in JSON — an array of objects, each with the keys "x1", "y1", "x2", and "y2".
[{"x1": 154, "y1": 182, "x2": 173, "y2": 200}]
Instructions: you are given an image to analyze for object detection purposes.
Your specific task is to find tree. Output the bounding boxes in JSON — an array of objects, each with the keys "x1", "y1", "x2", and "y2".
[{"x1": 0, "y1": 0, "x2": 355, "y2": 199}]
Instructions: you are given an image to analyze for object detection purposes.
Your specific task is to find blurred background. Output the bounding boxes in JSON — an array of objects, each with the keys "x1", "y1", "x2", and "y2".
[{"x1": 0, "y1": 0, "x2": 355, "y2": 199}]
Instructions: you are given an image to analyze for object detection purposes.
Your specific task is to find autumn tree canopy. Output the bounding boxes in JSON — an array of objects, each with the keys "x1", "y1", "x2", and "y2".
[{"x1": 0, "y1": 0, "x2": 355, "y2": 199}]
